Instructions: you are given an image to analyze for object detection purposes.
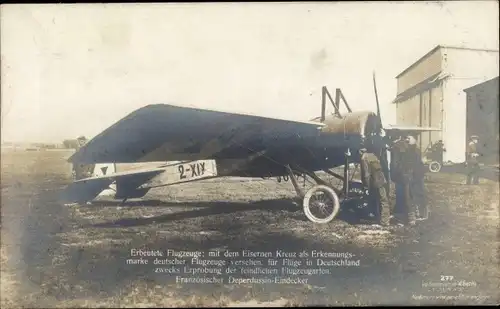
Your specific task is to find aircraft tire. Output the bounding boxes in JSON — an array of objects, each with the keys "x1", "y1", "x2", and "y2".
[
  {"x1": 303, "y1": 185, "x2": 340, "y2": 224},
  {"x1": 428, "y1": 161, "x2": 441, "y2": 173}
]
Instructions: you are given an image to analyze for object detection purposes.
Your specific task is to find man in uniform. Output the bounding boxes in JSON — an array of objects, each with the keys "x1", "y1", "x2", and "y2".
[
  {"x1": 428, "y1": 140, "x2": 446, "y2": 166},
  {"x1": 465, "y1": 135, "x2": 481, "y2": 185},
  {"x1": 390, "y1": 134, "x2": 417, "y2": 226},
  {"x1": 407, "y1": 135, "x2": 428, "y2": 220},
  {"x1": 359, "y1": 147, "x2": 391, "y2": 226},
  {"x1": 72, "y1": 136, "x2": 95, "y2": 180},
  {"x1": 434, "y1": 140, "x2": 446, "y2": 163}
]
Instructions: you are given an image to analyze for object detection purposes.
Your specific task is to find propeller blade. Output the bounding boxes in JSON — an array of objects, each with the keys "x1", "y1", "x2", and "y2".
[
  {"x1": 372, "y1": 71, "x2": 391, "y2": 184},
  {"x1": 372, "y1": 71, "x2": 382, "y2": 126}
]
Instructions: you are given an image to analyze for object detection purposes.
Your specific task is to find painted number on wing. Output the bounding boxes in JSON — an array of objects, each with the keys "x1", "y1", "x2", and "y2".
[{"x1": 178, "y1": 162, "x2": 206, "y2": 180}]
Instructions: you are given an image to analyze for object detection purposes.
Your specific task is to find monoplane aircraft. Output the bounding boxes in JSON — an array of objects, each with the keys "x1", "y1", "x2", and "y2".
[{"x1": 61, "y1": 76, "x2": 439, "y2": 224}]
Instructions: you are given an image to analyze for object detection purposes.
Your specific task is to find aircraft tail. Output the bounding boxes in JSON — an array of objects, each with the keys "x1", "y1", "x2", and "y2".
[
  {"x1": 63, "y1": 164, "x2": 164, "y2": 204},
  {"x1": 69, "y1": 162, "x2": 117, "y2": 198},
  {"x1": 71, "y1": 136, "x2": 116, "y2": 180}
]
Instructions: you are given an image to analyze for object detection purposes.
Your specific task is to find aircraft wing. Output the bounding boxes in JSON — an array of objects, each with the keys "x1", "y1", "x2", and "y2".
[
  {"x1": 384, "y1": 125, "x2": 441, "y2": 134},
  {"x1": 69, "y1": 104, "x2": 325, "y2": 164}
]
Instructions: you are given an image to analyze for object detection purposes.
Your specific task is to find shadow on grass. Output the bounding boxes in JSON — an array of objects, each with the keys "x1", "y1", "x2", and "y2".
[
  {"x1": 88, "y1": 198, "x2": 301, "y2": 228},
  {"x1": 87, "y1": 196, "x2": 373, "y2": 228}
]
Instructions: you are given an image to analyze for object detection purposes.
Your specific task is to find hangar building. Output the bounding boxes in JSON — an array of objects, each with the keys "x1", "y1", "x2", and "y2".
[
  {"x1": 392, "y1": 45, "x2": 499, "y2": 163},
  {"x1": 463, "y1": 77, "x2": 499, "y2": 165}
]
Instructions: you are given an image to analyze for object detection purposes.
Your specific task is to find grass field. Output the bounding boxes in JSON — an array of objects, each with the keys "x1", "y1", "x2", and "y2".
[{"x1": 1, "y1": 150, "x2": 499, "y2": 307}]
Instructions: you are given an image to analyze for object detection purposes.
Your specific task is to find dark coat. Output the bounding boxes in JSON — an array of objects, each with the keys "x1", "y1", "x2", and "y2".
[
  {"x1": 360, "y1": 152, "x2": 387, "y2": 189},
  {"x1": 390, "y1": 140, "x2": 413, "y2": 183},
  {"x1": 408, "y1": 145, "x2": 426, "y2": 179}
]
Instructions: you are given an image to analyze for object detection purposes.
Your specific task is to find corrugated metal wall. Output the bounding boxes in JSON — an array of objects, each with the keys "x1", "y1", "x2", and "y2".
[
  {"x1": 465, "y1": 78, "x2": 499, "y2": 164},
  {"x1": 429, "y1": 86, "x2": 443, "y2": 146},
  {"x1": 395, "y1": 84, "x2": 444, "y2": 159},
  {"x1": 395, "y1": 94, "x2": 420, "y2": 126},
  {"x1": 420, "y1": 89, "x2": 431, "y2": 152}
]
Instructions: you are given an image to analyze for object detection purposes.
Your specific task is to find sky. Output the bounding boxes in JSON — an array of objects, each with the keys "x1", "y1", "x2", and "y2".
[{"x1": 1, "y1": 1, "x2": 499, "y2": 143}]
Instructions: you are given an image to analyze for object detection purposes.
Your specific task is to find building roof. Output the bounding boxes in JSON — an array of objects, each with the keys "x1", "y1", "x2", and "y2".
[
  {"x1": 396, "y1": 45, "x2": 500, "y2": 79},
  {"x1": 463, "y1": 76, "x2": 499, "y2": 93},
  {"x1": 393, "y1": 71, "x2": 450, "y2": 103}
]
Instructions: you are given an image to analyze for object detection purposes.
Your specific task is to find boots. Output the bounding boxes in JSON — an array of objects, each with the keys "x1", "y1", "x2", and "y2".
[
  {"x1": 407, "y1": 210, "x2": 417, "y2": 226},
  {"x1": 416, "y1": 204, "x2": 429, "y2": 220}
]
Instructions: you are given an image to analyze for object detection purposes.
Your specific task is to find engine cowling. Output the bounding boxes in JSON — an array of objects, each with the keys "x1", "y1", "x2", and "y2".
[
  {"x1": 320, "y1": 111, "x2": 380, "y2": 137},
  {"x1": 319, "y1": 111, "x2": 382, "y2": 150}
]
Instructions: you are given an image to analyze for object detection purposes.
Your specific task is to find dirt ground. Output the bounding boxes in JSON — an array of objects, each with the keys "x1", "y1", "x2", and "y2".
[{"x1": 1, "y1": 150, "x2": 499, "y2": 307}]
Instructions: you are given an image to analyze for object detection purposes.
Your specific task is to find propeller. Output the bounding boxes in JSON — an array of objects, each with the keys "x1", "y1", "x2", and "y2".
[
  {"x1": 372, "y1": 72, "x2": 391, "y2": 184},
  {"x1": 373, "y1": 72, "x2": 382, "y2": 121}
]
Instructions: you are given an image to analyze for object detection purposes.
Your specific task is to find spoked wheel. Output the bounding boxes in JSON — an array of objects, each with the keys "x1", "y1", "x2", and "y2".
[
  {"x1": 428, "y1": 161, "x2": 442, "y2": 173},
  {"x1": 303, "y1": 185, "x2": 340, "y2": 224}
]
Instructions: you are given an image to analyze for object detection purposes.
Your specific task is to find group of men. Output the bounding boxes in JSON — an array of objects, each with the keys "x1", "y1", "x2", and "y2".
[{"x1": 358, "y1": 134, "x2": 428, "y2": 227}]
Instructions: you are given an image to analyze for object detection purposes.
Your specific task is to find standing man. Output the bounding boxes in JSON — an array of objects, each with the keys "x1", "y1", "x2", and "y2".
[
  {"x1": 407, "y1": 135, "x2": 428, "y2": 220},
  {"x1": 434, "y1": 140, "x2": 446, "y2": 164},
  {"x1": 359, "y1": 147, "x2": 391, "y2": 226},
  {"x1": 72, "y1": 136, "x2": 95, "y2": 180},
  {"x1": 465, "y1": 135, "x2": 481, "y2": 185},
  {"x1": 390, "y1": 135, "x2": 417, "y2": 226}
]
